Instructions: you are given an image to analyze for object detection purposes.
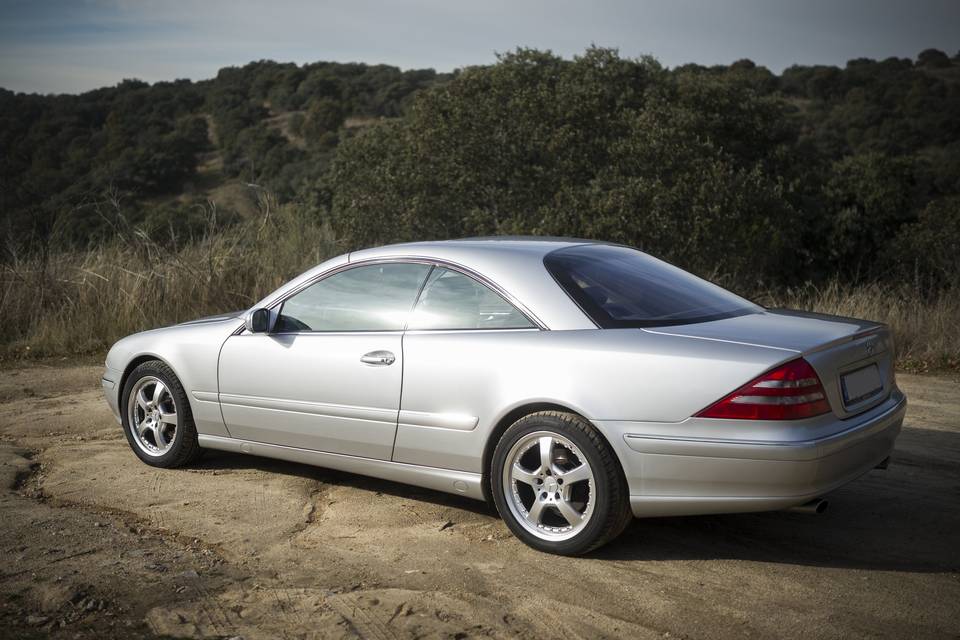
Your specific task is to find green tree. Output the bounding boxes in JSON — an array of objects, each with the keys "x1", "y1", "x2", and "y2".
[
  {"x1": 917, "y1": 48, "x2": 951, "y2": 68},
  {"x1": 823, "y1": 153, "x2": 919, "y2": 276},
  {"x1": 328, "y1": 48, "x2": 801, "y2": 285},
  {"x1": 302, "y1": 98, "x2": 346, "y2": 141},
  {"x1": 891, "y1": 197, "x2": 960, "y2": 290}
]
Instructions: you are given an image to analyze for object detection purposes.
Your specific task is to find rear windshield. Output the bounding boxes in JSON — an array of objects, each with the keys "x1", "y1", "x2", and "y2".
[{"x1": 544, "y1": 245, "x2": 760, "y2": 328}]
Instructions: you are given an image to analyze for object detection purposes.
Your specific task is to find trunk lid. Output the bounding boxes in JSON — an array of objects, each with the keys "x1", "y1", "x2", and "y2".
[{"x1": 643, "y1": 309, "x2": 895, "y2": 419}]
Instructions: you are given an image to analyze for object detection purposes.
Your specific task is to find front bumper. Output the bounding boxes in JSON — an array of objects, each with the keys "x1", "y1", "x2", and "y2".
[
  {"x1": 599, "y1": 390, "x2": 906, "y2": 517},
  {"x1": 102, "y1": 366, "x2": 122, "y2": 424}
]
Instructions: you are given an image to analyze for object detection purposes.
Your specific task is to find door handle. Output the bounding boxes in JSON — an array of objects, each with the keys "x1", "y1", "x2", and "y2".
[{"x1": 360, "y1": 350, "x2": 396, "y2": 366}]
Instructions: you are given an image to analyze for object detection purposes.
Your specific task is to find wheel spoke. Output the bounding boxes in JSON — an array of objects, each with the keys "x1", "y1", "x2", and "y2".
[
  {"x1": 525, "y1": 498, "x2": 545, "y2": 526},
  {"x1": 136, "y1": 419, "x2": 151, "y2": 437},
  {"x1": 556, "y1": 499, "x2": 583, "y2": 526},
  {"x1": 136, "y1": 388, "x2": 152, "y2": 410},
  {"x1": 538, "y1": 436, "x2": 554, "y2": 473},
  {"x1": 512, "y1": 463, "x2": 539, "y2": 487},
  {"x1": 159, "y1": 409, "x2": 178, "y2": 426},
  {"x1": 558, "y1": 462, "x2": 591, "y2": 485},
  {"x1": 151, "y1": 381, "x2": 167, "y2": 406},
  {"x1": 155, "y1": 424, "x2": 170, "y2": 448}
]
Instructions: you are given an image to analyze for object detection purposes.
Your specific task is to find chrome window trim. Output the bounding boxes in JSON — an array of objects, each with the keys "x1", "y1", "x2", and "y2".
[
  {"x1": 236, "y1": 256, "x2": 548, "y2": 336},
  {"x1": 233, "y1": 329, "x2": 407, "y2": 337},
  {"x1": 402, "y1": 328, "x2": 541, "y2": 335}
]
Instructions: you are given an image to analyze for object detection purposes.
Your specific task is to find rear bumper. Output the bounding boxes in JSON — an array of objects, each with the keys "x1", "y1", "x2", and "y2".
[{"x1": 601, "y1": 390, "x2": 905, "y2": 517}]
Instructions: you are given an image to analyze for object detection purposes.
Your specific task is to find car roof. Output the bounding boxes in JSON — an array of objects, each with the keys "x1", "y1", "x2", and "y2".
[{"x1": 353, "y1": 237, "x2": 600, "y2": 258}]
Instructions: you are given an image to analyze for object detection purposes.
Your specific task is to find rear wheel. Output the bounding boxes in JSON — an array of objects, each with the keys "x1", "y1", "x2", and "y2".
[
  {"x1": 491, "y1": 411, "x2": 632, "y2": 555},
  {"x1": 121, "y1": 360, "x2": 202, "y2": 468}
]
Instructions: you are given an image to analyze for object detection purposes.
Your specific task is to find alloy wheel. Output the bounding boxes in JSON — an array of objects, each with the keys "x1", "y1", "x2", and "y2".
[
  {"x1": 127, "y1": 376, "x2": 178, "y2": 457},
  {"x1": 501, "y1": 430, "x2": 596, "y2": 541}
]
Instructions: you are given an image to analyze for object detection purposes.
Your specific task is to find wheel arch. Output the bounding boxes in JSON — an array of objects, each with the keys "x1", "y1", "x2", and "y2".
[
  {"x1": 118, "y1": 353, "x2": 191, "y2": 415},
  {"x1": 480, "y1": 401, "x2": 621, "y2": 504}
]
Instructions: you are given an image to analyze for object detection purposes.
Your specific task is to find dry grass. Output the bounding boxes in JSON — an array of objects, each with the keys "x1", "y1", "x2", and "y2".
[
  {"x1": 0, "y1": 197, "x2": 339, "y2": 360},
  {"x1": 2, "y1": 213, "x2": 957, "y2": 373},
  {"x1": 759, "y1": 282, "x2": 960, "y2": 373}
]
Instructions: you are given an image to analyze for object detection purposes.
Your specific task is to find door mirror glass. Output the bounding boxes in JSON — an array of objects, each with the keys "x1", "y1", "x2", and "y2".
[{"x1": 246, "y1": 308, "x2": 272, "y2": 333}]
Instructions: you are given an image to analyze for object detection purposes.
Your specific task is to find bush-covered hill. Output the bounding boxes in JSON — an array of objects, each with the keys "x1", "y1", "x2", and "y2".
[
  {"x1": 0, "y1": 60, "x2": 446, "y2": 250},
  {"x1": 328, "y1": 48, "x2": 960, "y2": 291},
  {"x1": 1, "y1": 48, "x2": 958, "y2": 293}
]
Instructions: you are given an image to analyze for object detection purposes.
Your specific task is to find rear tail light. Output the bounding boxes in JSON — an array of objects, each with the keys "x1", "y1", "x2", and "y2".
[{"x1": 696, "y1": 358, "x2": 831, "y2": 420}]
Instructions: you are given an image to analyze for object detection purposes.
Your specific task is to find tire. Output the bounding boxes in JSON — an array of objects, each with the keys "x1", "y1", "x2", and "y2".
[
  {"x1": 491, "y1": 411, "x2": 632, "y2": 555},
  {"x1": 120, "y1": 360, "x2": 202, "y2": 468}
]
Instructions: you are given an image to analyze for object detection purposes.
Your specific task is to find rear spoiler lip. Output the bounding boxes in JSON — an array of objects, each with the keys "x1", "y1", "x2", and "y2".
[
  {"x1": 799, "y1": 325, "x2": 887, "y2": 357},
  {"x1": 764, "y1": 308, "x2": 888, "y2": 357}
]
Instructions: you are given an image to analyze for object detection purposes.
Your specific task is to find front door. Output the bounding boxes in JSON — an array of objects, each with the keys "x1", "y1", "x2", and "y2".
[{"x1": 217, "y1": 262, "x2": 432, "y2": 459}]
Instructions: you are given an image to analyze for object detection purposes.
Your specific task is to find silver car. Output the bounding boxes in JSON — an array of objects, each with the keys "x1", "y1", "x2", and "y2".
[{"x1": 101, "y1": 239, "x2": 905, "y2": 555}]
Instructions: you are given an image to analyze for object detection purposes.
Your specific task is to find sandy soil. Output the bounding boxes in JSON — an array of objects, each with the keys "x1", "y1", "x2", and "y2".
[{"x1": 0, "y1": 364, "x2": 958, "y2": 639}]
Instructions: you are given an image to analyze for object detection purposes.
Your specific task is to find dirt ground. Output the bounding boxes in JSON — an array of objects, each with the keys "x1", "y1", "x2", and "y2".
[{"x1": 0, "y1": 363, "x2": 958, "y2": 639}]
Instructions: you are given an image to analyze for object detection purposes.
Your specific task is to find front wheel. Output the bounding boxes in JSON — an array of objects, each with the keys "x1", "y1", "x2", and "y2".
[
  {"x1": 491, "y1": 411, "x2": 632, "y2": 555},
  {"x1": 121, "y1": 360, "x2": 202, "y2": 468}
]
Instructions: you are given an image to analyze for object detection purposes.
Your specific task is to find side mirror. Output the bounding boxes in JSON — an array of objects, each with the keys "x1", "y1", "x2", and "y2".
[{"x1": 245, "y1": 308, "x2": 273, "y2": 333}]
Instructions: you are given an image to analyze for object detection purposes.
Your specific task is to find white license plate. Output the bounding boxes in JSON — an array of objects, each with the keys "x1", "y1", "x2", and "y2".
[{"x1": 841, "y1": 364, "x2": 883, "y2": 406}]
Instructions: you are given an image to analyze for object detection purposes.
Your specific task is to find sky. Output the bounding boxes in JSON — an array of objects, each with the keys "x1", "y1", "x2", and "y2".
[{"x1": 1, "y1": 0, "x2": 957, "y2": 94}]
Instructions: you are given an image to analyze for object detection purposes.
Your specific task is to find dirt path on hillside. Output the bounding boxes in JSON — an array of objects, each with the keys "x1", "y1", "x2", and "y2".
[{"x1": 1, "y1": 365, "x2": 958, "y2": 639}]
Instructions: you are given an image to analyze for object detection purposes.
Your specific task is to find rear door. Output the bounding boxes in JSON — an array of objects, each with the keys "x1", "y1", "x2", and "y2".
[{"x1": 218, "y1": 262, "x2": 432, "y2": 459}]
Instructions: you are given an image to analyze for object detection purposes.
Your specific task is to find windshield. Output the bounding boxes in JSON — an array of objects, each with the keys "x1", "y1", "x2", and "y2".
[{"x1": 544, "y1": 244, "x2": 761, "y2": 328}]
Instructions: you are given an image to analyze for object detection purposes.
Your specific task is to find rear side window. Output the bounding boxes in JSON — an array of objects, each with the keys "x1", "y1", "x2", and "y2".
[
  {"x1": 277, "y1": 263, "x2": 431, "y2": 332},
  {"x1": 544, "y1": 245, "x2": 760, "y2": 328},
  {"x1": 407, "y1": 268, "x2": 534, "y2": 330}
]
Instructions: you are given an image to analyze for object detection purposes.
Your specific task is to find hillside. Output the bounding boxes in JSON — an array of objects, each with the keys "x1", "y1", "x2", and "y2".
[
  {"x1": 1, "y1": 51, "x2": 958, "y2": 269},
  {"x1": 0, "y1": 60, "x2": 447, "y2": 251}
]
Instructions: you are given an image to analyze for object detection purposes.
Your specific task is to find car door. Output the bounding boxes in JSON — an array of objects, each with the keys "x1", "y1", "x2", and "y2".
[
  {"x1": 394, "y1": 267, "x2": 541, "y2": 471},
  {"x1": 218, "y1": 261, "x2": 432, "y2": 459}
]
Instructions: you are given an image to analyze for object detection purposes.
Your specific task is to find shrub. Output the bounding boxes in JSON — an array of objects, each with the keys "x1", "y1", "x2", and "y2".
[
  {"x1": 0, "y1": 198, "x2": 337, "y2": 358},
  {"x1": 891, "y1": 196, "x2": 960, "y2": 291},
  {"x1": 328, "y1": 48, "x2": 802, "y2": 287}
]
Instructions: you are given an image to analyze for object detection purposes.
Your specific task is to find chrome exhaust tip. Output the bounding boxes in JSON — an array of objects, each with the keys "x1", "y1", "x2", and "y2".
[{"x1": 786, "y1": 498, "x2": 829, "y2": 515}]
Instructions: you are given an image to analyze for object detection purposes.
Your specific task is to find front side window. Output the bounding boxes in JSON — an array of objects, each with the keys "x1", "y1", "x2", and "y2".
[
  {"x1": 544, "y1": 245, "x2": 760, "y2": 328},
  {"x1": 277, "y1": 263, "x2": 431, "y2": 332},
  {"x1": 407, "y1": 268, "x2": 534, "y2": 330}
]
